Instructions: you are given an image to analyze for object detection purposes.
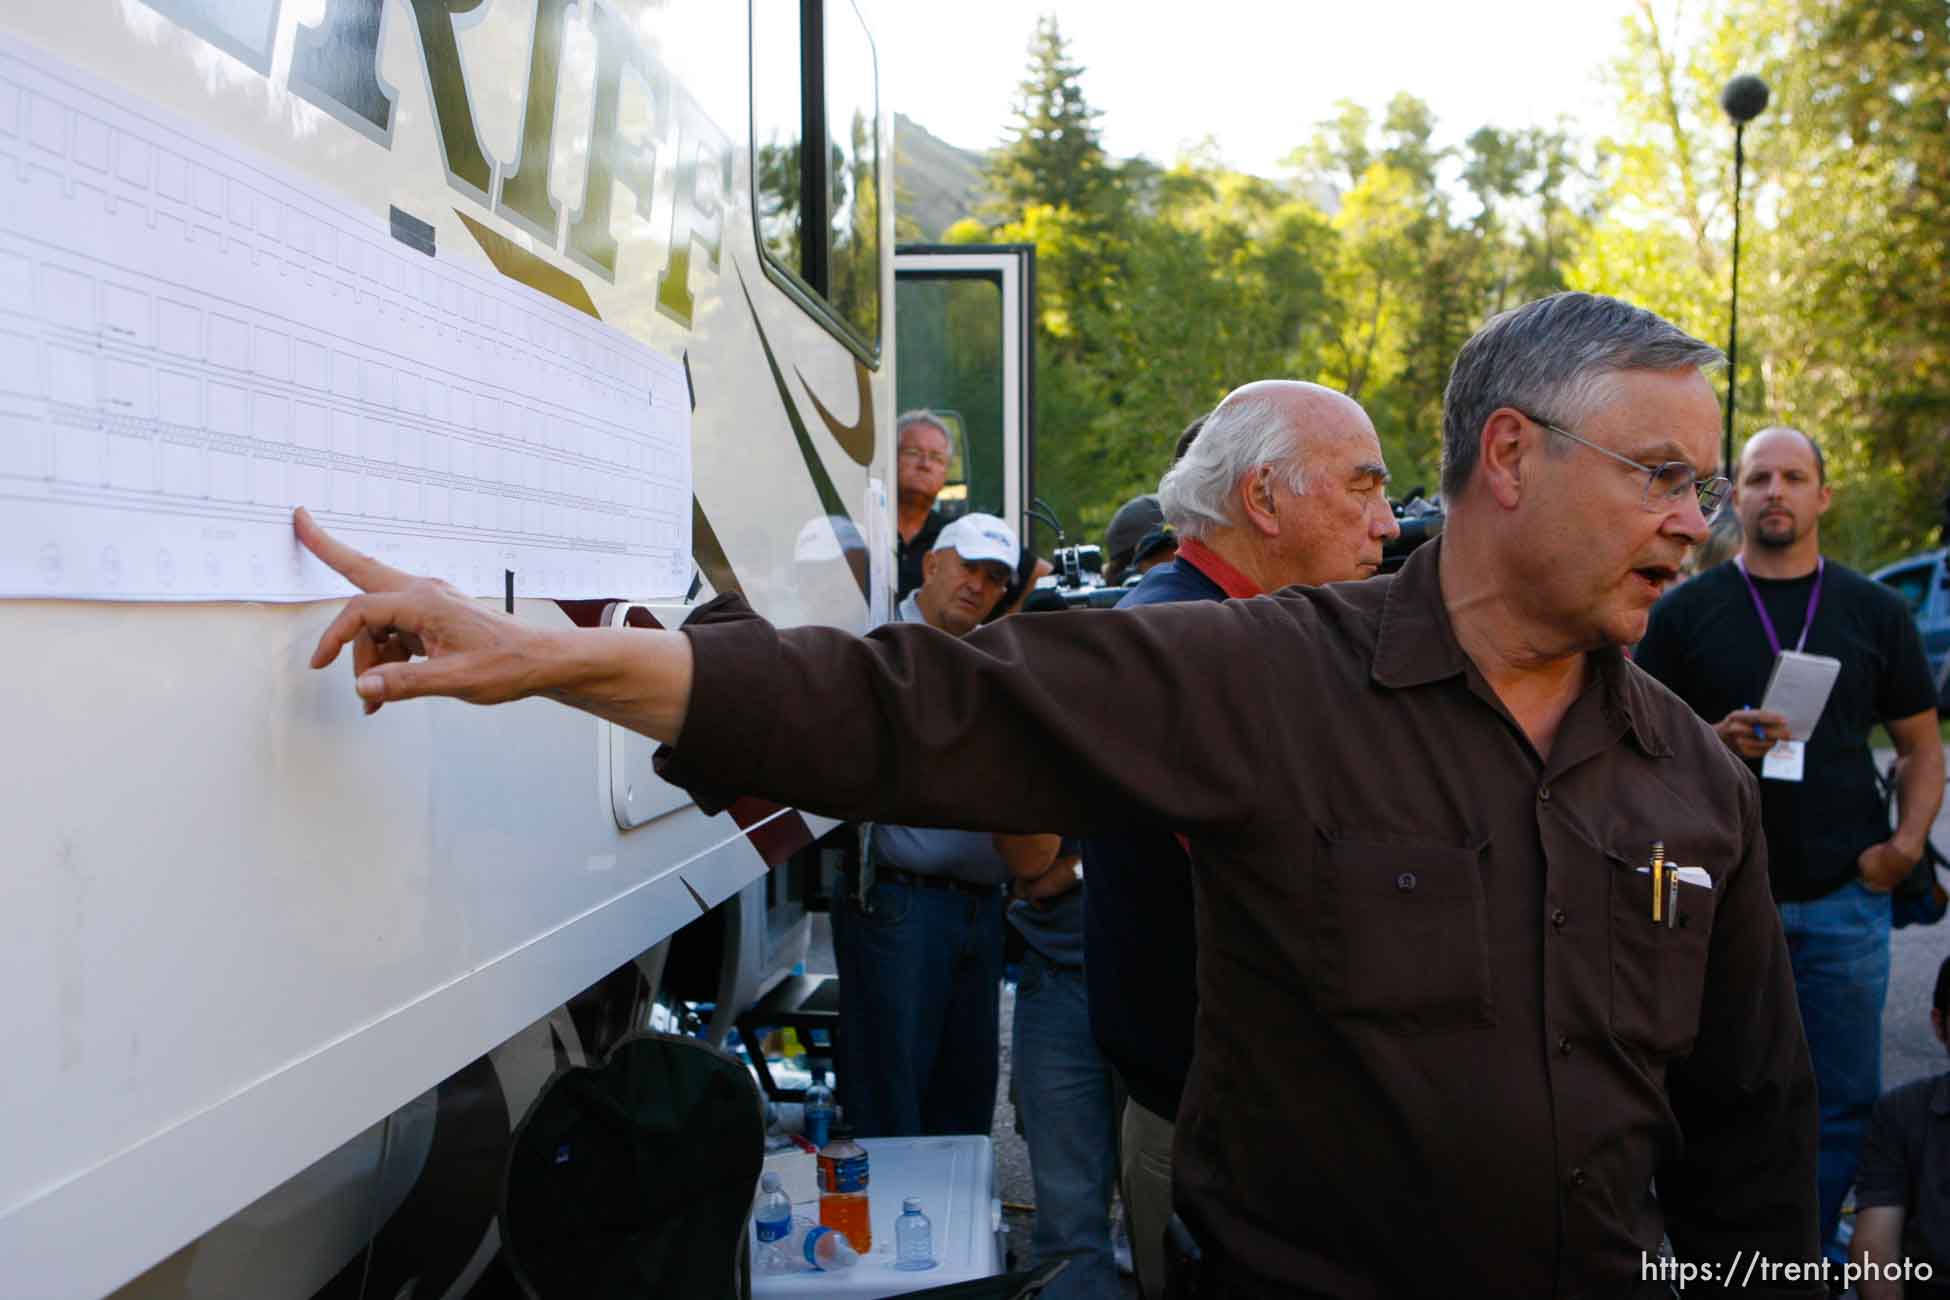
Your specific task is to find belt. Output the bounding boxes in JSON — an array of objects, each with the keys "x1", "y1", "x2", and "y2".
[{"x1": 872, "y1": 865, "x2": 1000, "y2": 898}]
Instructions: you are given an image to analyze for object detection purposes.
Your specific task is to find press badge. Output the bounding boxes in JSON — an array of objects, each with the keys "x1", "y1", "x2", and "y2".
[{"x1": 1762, "y1": 739, "x2": 1807, "y2": 782}]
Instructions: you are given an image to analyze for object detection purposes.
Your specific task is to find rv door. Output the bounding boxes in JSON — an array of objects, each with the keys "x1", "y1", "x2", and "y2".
[{"x1": 893, "y1": 245, "x2": 1036, "y2": 541}]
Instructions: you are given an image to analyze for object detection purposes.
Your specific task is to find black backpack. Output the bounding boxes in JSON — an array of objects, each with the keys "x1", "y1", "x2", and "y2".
[{"x1": 500, "y1": 1033, "x2": 764, "y2": 1300}]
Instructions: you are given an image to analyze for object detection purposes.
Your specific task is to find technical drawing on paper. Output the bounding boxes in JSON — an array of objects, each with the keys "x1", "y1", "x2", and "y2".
[{"x1": 0, "y1": 37, "x2": 692, "y2": 602}]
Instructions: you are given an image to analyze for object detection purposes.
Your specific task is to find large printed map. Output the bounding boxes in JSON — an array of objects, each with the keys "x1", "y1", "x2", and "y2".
[{"x1": 0, "y1": 35, "x2": 692, "y2": 601}]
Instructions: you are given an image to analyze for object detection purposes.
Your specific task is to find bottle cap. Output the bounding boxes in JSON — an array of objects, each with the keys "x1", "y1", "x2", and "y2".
[
  {"x1": 903, "y1": 1196, "x2": 923, "y2": 1214},
  {"x1": 760, "y1": 1172, "x2": 783, "y2": 1190}
]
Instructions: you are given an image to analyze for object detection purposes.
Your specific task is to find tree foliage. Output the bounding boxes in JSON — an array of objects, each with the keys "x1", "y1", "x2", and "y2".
[
  {"x1": 933, "y1": 6, "x2": 1948, "y2": 568},
  {"x1": 1569, "y1": 0, "x2": 1949, "y2": 566}
]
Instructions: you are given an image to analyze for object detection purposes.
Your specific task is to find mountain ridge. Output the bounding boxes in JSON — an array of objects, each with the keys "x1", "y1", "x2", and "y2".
[{"x1": 894, "y1": 112, "x2": 988, "y2": 241}]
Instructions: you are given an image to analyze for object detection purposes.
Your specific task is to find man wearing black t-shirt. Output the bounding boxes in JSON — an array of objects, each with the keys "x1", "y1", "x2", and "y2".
[{"x1": 1636, "y1": 425, "x2": 1944, "y2": 1264}]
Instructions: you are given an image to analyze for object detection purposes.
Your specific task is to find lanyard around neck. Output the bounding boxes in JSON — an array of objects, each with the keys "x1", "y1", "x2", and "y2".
[{"x1": 1735, "y1": 555, "x2": 1824, "y2": 656}]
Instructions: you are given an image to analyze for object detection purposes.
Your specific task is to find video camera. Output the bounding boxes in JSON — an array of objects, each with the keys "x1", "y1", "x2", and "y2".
[
  {"x1": 1028, "y1": 541, "x2": 1130, "y2": 611},
  {"x1": 1382, "y1": 490, "x2": 1444, "y2": 573},
  {"x1": 1019, "y1": 500, "x2": 1134, "y2": 611}
]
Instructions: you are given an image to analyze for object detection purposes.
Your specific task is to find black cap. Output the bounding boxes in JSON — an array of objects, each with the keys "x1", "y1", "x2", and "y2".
[{"x1": 1104, "y1": 495, "x2": 1166, "y2": 577}]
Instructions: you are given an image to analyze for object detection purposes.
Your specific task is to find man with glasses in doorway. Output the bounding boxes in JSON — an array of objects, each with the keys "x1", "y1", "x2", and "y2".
[
  {"x1": 294, "y1": 292, "x2": 1822, "y2": 1294},
  {"x1": 1636, "y1": 424, "x2": 1943, "y2": 1266},
  {"x1": 894, "y1": 409, "x2": 956, "y2": 599}
]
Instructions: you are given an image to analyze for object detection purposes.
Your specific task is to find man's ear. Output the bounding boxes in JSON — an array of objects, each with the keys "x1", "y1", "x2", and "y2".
[
  {"x1": 1478, "y1": 409, "x2": 1533, "y2": 510},
  {"x1": 921, "y1": 549, "x2": 941, "y2": 584},
  {"x1": 1238, "y1": 465, "x2": 1281, "y2": 539}
]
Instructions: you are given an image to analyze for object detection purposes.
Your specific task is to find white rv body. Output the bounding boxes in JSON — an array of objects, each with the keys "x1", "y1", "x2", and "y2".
[{"x1": 0, "y1": 0, "x2": 899, "y2": 1294}]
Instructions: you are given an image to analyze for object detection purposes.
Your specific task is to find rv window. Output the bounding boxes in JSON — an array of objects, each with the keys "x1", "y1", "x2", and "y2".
[
  {"x1": 751, "y1": 3, "x2": 806, "y2": 276},
  {"x1": 750, "y1": 0, "x2": 882, "y2": 359},
  {"x1": 824, "y1": 4, "x2": 880, "y2": 345}
]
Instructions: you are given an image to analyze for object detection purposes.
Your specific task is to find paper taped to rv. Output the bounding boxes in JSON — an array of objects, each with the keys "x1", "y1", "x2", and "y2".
[{"x1": 0, "y1": 33, "x2": 693, "y2": 602}]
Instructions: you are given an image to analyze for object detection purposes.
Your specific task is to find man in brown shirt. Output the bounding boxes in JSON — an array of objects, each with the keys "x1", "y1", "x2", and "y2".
[{"x1": 295, "y1": 293, "x2": 1820, "y2": 1296}]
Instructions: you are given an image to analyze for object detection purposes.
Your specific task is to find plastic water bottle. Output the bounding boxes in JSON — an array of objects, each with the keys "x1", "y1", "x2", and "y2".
[
  {"x1": 894, "y1": 1196, "x2": 936, "y2": 1271},
  {"x1": 758, "y1": 1216, "x2": 859, "y2": 1273},
  {"x1": 753, "y1": 1171, "x2": 793, "y2": 1271},
  {"x1": 803, "y1": 1068, "x2": 836, "y2": 1149},
  {"x1": 817, "y1": 1125, "x2": 872, "y2": 1252}
]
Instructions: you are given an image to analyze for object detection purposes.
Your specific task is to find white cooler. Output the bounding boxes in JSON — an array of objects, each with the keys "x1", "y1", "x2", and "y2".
[{"x1": 752, "y1": 1135, "x2": 1006, "y2": 1298}]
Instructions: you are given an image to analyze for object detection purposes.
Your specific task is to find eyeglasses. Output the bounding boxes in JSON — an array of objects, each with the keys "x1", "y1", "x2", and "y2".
[
  {"x1": 898, "y1": 446, "x2": 952, "y2": 470},
  {"x1": 1515, "y1": 410, "x2": 1730, "y2": 517}
]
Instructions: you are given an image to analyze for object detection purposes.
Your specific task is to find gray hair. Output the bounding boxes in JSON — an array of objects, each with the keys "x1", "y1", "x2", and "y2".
[
  {"x1": 896, "y1": 408, "x2": 951, "y2": 447},
  {"x1": 1157, "y1": 389, "x2": 1308, "y2": 540},
  {"x1": 1440, "y1": 292, "x2": 1723, "y2": 499}
]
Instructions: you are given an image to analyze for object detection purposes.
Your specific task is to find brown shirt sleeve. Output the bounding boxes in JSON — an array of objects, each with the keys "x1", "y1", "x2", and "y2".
[
  {"x1": 656, "y1": 594, "x2": 1281, "y2": 837},
  {"x1": 1657, "y1": 749, "x2": 1824, "y2": 1292}
]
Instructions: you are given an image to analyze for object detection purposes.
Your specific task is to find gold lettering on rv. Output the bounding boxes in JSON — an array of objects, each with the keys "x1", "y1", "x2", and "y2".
[{"x1": 145, "y1": 0, "x2": 735, "y2": 327}]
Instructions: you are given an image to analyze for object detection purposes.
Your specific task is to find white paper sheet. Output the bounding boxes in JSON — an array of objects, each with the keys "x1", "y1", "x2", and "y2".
[
  {"x1": 0, "y1": 35, "x2": 692, "y2": 602},
  {"x1": 1759, "y1": 648, "x2": 1843, "y2": 742}
]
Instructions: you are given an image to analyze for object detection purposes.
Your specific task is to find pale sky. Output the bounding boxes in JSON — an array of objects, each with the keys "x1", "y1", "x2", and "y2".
[{"x1": 864, "y1": 0, "x2": 1652, "y2": 178}]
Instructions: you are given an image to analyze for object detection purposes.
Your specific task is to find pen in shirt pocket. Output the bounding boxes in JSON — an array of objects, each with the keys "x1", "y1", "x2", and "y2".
[{"x1": 1636, "y1": 864, "x2": 1714, "y2": 887}]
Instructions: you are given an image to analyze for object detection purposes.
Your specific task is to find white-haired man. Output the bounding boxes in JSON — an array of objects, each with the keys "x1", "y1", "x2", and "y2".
[
  {"x1": 295, "y1": 292, "x2": 1822, "y2": 1296},
  {"x1": 1089, "y1": 380, "x2": 1400, "y2": 1295}
]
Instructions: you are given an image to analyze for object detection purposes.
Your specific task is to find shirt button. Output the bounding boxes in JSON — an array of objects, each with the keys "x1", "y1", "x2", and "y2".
[
  {"x1": 1538, "y1": 784, "x2": 1552, "y2": 802},
  {"x1": 1557, "y1": 1035, "x2": 1572, "y2": 1057},
  {"x1": 1569, "y1": 1167, "x2": 1588, "y2": 1188},
  {"x1": 1396, "y1": 872, "x2": 1418, "y2": 893},
  {"x1": 1551, "y1": 908, "x2": 1568, "y2": 929}
]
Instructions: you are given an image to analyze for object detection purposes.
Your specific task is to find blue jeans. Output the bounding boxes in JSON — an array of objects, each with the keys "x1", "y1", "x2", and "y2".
[
  {"x1": 831, "y1": 877, "x2": 1003, "y2": 1137},
  {"x1": 1777, "y1": 877, "x2": 1892, "y2": 1262},
  {"x1": 1013, "y1": 949, "x2": 1122, "y2": 1300}
]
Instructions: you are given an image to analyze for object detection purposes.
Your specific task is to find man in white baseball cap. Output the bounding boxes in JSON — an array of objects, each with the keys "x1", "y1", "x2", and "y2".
[
  {"x1": 823, "y1": 510, "x2": 1025, "y2": 1137},
  {"x1": 905, "y1": 513, "x2": 1019, "y2": 637}
]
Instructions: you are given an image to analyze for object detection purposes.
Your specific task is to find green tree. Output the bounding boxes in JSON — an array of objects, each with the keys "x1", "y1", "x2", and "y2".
[
  {"x1": 1301, "y1": 96, "x2": 1521, "y2": 490},
  {"x1": 984, "y1": 16, "x2": 1118, "y2": 222},
  {"x1": 1562, "y1": 0, "x2": 1757, "y2": 427},
  {"x1": 1752, "y1": 0, "x2": 1950, "y2": 563},
  {"x1": 1574, "y1": 0, "x2": 1947, "y2": 567}
]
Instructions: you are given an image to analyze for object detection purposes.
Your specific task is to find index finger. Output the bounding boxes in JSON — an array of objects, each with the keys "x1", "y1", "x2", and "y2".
[{"x1": 294, "y1": 506, "x2": 413, "y2": 593}]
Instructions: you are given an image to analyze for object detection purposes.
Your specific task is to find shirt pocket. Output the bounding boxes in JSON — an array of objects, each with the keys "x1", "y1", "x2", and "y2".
[
  {"x1": 1605, "y1": 846, "x2": 1719, "y2": 1057},
  {"x1": 1313, "y1": 831, "x2": 1494, "y2": 1034}
]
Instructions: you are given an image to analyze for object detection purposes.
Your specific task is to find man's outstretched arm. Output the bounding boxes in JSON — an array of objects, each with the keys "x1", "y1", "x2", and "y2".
[
  {"x1": 299, "y1": 509, "x2": 1283, "y2": 837},
  {"x1": 295, "y1": 508, "x2": 696, "y2": 742}
]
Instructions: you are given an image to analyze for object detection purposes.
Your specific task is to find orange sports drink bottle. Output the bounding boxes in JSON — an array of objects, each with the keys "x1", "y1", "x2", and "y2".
[{"x1": 817, "y1": 1125, "x2": 871, "y2": 1253}]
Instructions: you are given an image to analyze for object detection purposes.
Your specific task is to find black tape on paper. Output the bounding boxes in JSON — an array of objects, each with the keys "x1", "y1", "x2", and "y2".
[{"x1": 389, "y1": 205, "x2": 436, "y2": 258}]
